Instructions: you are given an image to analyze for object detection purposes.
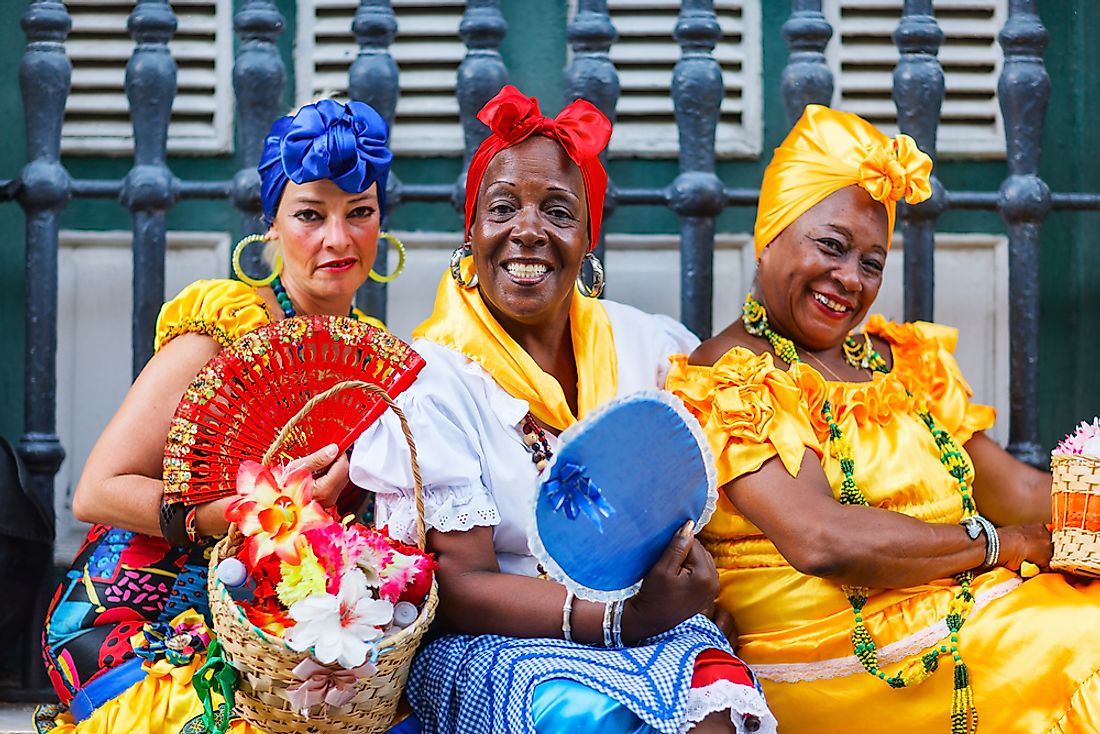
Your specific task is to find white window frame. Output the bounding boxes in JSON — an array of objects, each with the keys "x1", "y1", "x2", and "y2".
[
  {"x1": 571, "y1": 0, "x2": 762, "y2": 159},
  {"x1": 61, "y1": 0, "x2": 234, "y2": 156},
  {"x1": 823, "y1": 0, "x2": 1007, "y2": 159},
  {"x1": 296, "y1": 0, "x2": 466, "y2": 156}
]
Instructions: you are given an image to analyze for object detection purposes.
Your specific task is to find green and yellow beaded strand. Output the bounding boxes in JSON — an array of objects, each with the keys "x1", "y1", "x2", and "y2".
[{"x1": 742, "y1": 292, "x2": 980, "y2": 734}]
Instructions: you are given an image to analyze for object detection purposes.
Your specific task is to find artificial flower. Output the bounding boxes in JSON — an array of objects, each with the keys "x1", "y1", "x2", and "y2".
[
  {"x1": 284, "y1": 570, "x2": 394, "y2": 669},
  {"x1": 277, "y1": 544, "x2": 329, "y2": 607},
  {"x1": 306, "y1": 522, "x2": 393, "y2": 592},
  {"x1": 379, "y1": 545, "x2": 438, "y2": 605},
  {"x1": 226, "y1": 460, "x2": 333, "y2": 565},
  {"x1": 1055, "y1": 418, "x2": 1100, "y2": 457}
]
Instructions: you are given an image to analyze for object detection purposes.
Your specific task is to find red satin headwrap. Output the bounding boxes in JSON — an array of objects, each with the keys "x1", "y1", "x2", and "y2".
[{"x1": 464, "y1": 85, "x2": 612, "y2": 251}]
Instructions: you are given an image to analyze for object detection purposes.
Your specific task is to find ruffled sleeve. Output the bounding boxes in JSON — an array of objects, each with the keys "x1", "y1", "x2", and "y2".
[
  {"x1": 667, "y1": 347, "x2": 822, "y2": 485},
  {"x1": 864, "y1": 315, "x2": 996, "y2": 444},
  {"x1": 348, "y1": 343, "x2": 502, "y2": 545},
  {"x1": 154, "y1": 279, "x2": 271, "y2": 352}
]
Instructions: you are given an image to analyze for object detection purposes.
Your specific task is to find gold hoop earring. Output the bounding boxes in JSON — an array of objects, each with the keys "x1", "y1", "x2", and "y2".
[
  {"x1": 576, "y1": 252, "x2": 605, "y2": 298},
  {"x1": 232, "y1": 234, "x2": 281, "y2": 288},
  {"x1": 449, "y1": 242, "x2": 478, "y2": 289},
  {"x1": 368, "y1": 231, "x2": 407, "y2": 283}
]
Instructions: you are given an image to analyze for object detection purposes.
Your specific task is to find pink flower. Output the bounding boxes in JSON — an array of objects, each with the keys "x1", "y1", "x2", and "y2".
[{"x1": 1055, "y1": 418, "x2": 1100, "y2": 457}]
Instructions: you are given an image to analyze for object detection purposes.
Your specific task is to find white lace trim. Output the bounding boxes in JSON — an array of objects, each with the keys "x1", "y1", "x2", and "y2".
[
  {"x1": 377, "y1": 482, "x2": 501, "y2": 545},
  {"x1": 751, "y1": 577, "x2": 1022, "y2": 683},
  {"x1": 680, "y1": 680, "x2": 778, "y2": 734}
]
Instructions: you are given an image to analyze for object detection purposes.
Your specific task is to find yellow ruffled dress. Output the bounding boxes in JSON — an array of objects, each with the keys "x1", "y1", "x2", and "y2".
[
  {"x1": 41, "y1": 279, "x2": 379, "y2": 734},
  {"x1": 667, "y1": 316, "x2": 1100, "y2": 734}
]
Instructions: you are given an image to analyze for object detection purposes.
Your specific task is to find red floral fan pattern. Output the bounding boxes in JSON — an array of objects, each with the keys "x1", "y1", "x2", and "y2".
[{"x1": 163, "y1": 316, "x2": 424, "y2": 506}]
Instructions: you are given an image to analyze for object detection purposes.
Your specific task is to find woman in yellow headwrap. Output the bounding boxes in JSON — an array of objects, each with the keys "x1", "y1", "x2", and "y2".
[{"x1": 667, "y1": 104, "x2": 1100, "y2": 733}]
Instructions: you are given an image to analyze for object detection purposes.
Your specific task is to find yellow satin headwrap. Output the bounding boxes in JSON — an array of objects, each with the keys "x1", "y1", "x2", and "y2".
[
  {"x1": 753, "y1": 104, "x2": 933, "y2": 256},
  {"x1": 414, "y1": 257, "x2": 618, "y2": 431}
]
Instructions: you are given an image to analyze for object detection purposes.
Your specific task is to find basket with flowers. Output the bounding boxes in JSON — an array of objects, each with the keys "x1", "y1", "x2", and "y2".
[
  {"x1": 205, "y1": 382, "x2": 436, "y2": 734},
  {"x1": 1050, "y1": 418, "x2": 1100, "y2": 578}
]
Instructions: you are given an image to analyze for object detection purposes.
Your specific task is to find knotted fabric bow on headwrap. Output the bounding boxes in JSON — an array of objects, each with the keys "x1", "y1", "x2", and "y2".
[
  {"x1": 258, "y1": 99, "x2": 393, "y2": 223},
  {"x1": 753, "y1": 104, "x2": 933, "y2": 256},
  {"x1": 464, "y1": 85, "x2": 612, "y2": 249}
]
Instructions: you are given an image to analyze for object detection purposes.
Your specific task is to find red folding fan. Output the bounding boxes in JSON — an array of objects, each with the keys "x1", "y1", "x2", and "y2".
[{"x1": 162, "y1": 316, "x2": 425, "y2": 506}]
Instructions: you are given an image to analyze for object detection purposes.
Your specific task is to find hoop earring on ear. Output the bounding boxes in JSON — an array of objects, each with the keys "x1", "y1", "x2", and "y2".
[
  {"x1": 576, "y1": 251, "x2": 605, "y2": 298},
  {"x1": 449, "y1": 242, "x2": 478, "y2": 289},
  {"x1": 232, "y1": 233, "x2": 281, "y2": 288},
  {"x1": 368, "y1": 232, "x2": 407, "y2": 283}
]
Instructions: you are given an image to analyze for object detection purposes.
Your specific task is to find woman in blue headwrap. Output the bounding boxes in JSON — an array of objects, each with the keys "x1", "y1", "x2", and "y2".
[{"x1": 35, "y1": 99, "x2": 397, "y2": 734}]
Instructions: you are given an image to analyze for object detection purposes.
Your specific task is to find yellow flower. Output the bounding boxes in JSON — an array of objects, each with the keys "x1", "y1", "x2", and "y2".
[{"x1": 277, "y1": 545, "x2": 328, "y2": 607}]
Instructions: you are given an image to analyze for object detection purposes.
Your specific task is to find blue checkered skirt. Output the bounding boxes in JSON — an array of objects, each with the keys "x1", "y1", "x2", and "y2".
[{"x1": 405, "y1": 614, "x2": 763, "y2": 734}]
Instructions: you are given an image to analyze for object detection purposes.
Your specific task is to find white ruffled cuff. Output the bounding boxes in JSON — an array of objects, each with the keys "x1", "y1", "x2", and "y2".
[
  {"x1": 680, "y1": 680, "x2": 778, "y2": 734},
  {"x1": 375, "y1": 482, "x2": 501, "y2": 545}
]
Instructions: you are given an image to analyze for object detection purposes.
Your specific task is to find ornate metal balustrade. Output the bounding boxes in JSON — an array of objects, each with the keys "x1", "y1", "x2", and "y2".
[{"x1": 0, "y1": 0, "x2": 1094, "y2": 697}]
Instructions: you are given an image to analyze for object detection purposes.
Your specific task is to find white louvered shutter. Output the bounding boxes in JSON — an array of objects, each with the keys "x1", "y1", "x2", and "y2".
[
  {"x1": 602, "y1": 0, "x2": 762, "y2": 158},
  {"x1": 824, "y1": 0, "x2": 1006, "y2": 158},
  {"x1": 62, "y1": 0, "x2": 233, "y2": 155},
  {"x1": 298, "y1": 0, "x2": 466, "y2": 156}
]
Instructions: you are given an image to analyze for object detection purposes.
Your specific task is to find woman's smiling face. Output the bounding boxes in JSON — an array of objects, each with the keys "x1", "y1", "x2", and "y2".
[
  {"x1": 469, "y1": 135, "x2": 589, "y2": 333},
  {"x1": 755, "y1": 184, "x2": 889, "y2": 351}
]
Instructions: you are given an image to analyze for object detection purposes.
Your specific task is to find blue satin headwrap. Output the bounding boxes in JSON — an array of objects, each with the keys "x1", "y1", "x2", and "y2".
[{"x1": 258, "y1": 99, "x2": 392, "y2": 222}]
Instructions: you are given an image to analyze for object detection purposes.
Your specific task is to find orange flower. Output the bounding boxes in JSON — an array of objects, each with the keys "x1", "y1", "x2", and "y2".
[{"x1": 226, "y1": 461, "x2": 334, "y2": 566}]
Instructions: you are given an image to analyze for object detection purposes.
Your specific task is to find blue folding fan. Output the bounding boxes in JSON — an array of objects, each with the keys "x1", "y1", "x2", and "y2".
[{"x1": 528, "y1": 390, "x2": 717, "y2": 602}]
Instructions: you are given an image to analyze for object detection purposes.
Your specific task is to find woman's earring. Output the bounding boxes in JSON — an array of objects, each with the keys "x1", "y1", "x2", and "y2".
[
  {"x1": 368, "y1": 231, "x2": 407, "y2": 283},
  {"x1": 449, "y1": 242, "x2": 478, "y2": 289},
  {"x1": 576, "y1": 251, "x2": 605, "y2": 298},
  {"x1": 232, "y1": 233, "x2": 281, "y2": 288}
]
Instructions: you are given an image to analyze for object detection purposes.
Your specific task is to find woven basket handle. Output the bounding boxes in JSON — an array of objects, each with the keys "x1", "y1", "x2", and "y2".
[{"x1": 224, "y1": 380, "x2": 426, "y2": 556}]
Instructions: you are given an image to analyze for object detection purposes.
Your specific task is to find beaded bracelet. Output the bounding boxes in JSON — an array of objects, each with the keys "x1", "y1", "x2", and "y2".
[
  {"x1": 562, "y1": 590, "x2": 575, "y2": 643},
  {"x1": 611, "y1": 599, "x2": 624, "y2": 648},
  {"x1": 973, "y1": 515, "x2": 1000, "y2": 568}
]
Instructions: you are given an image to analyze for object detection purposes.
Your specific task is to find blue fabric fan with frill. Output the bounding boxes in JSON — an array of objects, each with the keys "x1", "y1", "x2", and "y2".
[{"x1": 528, "y1": 390, "x2": 717, "y2": 602}]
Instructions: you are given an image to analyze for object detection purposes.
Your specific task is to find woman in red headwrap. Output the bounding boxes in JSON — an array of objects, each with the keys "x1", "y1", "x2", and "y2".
[{"x1": 351, "y1": 86, "x2": 775, "y2": 734}]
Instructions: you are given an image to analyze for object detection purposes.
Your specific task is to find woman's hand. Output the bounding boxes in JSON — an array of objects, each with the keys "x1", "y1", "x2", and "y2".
[
  {"x1": 284, "y1": 443, "x2": 349, "y2": 508},
  {"x1": 997, "y1": 523, "x2": 1053, "y2": 571},
  {"x1": 622, "y1": 521, "x2": 720, "y2": 642}
]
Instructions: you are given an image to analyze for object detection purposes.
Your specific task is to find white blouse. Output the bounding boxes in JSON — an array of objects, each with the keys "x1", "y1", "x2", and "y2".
[{"x1": 349, "y1": 300, "x2": 699, "y2": 577}]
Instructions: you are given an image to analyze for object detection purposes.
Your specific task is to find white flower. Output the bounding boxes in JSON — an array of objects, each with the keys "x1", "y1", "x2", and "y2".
[
  {"x1": 1082, "y1": 435, "x2": 1100, "y2": 458},
  {"x1": 355, "y1": 543, "x2": 391, "y2": 588},
  {"x1": 284, "y1": 570, "x2": 395, "y2": 669}
]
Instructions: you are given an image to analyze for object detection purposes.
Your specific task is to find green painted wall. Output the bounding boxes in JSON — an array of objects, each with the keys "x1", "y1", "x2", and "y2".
[
  {"x1": 1037, "y1": 1, "x2": 1100, "y2": 448},
  {"x1": 0, "y1": 16, "x2": 27, "y2": 444},
  {"x1": 0, "y1": 0, "x2": 1097, "y2": 452}
]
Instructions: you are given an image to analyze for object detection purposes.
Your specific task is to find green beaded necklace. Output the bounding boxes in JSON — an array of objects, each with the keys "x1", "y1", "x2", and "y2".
[
  {"x1": 741, "y1": 293, "x2": 979, "y2": 734},
  {"x1": 271, "y1": 275, "x2": 358, "y2": 321}
]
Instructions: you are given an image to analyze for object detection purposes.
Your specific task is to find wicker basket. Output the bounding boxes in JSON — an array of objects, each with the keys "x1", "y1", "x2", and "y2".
[
  {"x1": 1050, "y1": 452, "x2": 1100, "y2": 578},
  {"x1": 207, "y1": 381, "x2": 437, "y2": 734}
]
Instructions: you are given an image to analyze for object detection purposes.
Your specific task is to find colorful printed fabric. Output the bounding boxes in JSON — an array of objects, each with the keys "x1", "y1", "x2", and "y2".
[{"x1": 41, "y1": 524, "x2": 214, "y2": 704}]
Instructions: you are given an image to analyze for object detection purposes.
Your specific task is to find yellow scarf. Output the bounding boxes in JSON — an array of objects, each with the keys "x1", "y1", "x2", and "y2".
[{"x1": 413, "y1": 257, "x2": 618, "y2": 431}]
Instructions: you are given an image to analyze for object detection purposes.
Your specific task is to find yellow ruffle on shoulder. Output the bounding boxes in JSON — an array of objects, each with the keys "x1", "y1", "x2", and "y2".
[
  {"x1": 667, "y1": 317, "x2": 1100, "y2": 733},
  {"x1": 154, "y1": 279, "x2": 272, "y2": 352}
]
